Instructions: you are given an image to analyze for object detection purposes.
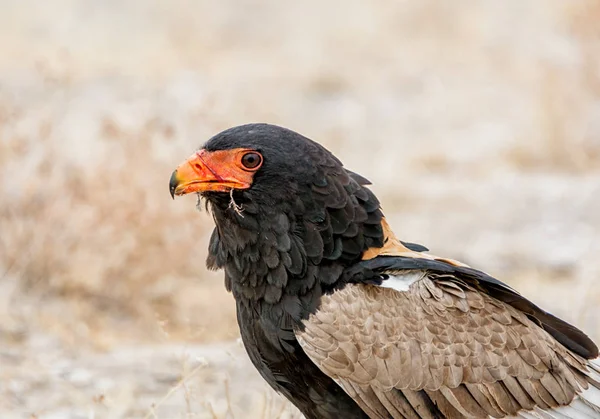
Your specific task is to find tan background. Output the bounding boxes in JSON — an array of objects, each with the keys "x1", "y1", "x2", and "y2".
[{"x1": 1, "y1": 0, "x2": 599, "y2": 418}]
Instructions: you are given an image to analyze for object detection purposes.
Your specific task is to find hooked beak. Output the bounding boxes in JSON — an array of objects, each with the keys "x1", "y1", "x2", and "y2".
[{"x1": 169, "y1": 149, "x2": 255, "y2": 198}]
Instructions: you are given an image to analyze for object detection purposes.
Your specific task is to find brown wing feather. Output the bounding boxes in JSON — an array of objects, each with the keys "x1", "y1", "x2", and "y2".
[{"x1": 296, "y1": 275, "x2": 598, "y2": 418}]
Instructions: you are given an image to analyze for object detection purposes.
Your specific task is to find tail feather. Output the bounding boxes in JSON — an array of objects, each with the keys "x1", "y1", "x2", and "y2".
[
  {"x1": 578, "y1": 387, "x2": 600, "y2": 414},
  {"x1": 587, "y1": 359, "x2": 600, "y2": 386},
  {"x1": 579, "y1": 359, "x2": 600, "y2": 410},
  {"x1": 511, "y1": 359, "x2": 600, "y2": 419}
]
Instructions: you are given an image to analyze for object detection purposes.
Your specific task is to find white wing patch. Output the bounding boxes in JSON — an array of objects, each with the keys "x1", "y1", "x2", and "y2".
[{"x1": 378, "y1": 271, "x2": 425, "y2": 292}]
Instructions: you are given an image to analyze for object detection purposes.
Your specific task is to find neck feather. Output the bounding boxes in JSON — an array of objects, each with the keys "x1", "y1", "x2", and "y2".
[{"x1": 205, "y1": 170, "x2": 385, "y2": 330}]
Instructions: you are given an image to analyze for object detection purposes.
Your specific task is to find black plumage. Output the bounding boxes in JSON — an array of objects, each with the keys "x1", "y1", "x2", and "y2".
[
  {"x1": 171, "y1": 123, "x2": 600, "y2": 419},
  {"x1": 199, "y1": 125, "x2": 384, "y2": 417}
]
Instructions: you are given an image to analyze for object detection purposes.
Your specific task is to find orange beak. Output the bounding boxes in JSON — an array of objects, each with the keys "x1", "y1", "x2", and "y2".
[{"x1": 169, "y1": 149, "x2": 259, "y2": 198}]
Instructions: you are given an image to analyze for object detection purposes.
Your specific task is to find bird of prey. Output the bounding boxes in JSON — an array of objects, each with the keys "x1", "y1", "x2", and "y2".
[{"x1": 170, "y1": 123, "x2": 600, "y2": 419}]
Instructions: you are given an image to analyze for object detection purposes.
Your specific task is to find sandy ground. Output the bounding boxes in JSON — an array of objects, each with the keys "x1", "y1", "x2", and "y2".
[
  {"x1": 2, "y1": 336, "x2": 301, "y2": 419},
  {"x1": 1, "y1": 1, "x2": 600, "y2": 418}
]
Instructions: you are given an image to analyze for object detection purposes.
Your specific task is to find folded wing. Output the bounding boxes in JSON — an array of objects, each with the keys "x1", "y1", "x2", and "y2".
[{"x1": 296, "y1": 261, "x2": 600, "y2": 418}]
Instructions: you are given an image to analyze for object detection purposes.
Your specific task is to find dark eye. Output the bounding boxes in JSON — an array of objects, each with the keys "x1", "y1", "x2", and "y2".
[{"x1": 241, "y1": 152, "x2": 262, "y2": 170}]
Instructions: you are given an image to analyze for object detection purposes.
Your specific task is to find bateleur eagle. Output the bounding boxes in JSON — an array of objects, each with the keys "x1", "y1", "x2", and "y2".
[{"x1": 170, "y1": 123, "x2": 600, "y2": 419}]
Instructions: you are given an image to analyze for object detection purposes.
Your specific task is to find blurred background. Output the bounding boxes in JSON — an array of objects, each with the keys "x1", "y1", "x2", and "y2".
[{"x1": 1, "y1": 0, "x2": 599, "y2": 417}]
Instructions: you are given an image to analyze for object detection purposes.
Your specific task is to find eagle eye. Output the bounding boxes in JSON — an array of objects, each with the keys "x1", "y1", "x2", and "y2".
[{"x1": 241, "y1": 152, "x2": 263, "y2": 170}]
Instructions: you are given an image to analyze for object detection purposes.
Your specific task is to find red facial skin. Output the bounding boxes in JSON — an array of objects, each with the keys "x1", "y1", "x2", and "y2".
[{"x1": 170, "y1": 148, "x2": 263, "y2": 196}]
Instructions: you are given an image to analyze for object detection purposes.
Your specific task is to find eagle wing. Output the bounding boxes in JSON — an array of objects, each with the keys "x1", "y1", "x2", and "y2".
[{"x1": 296, "y1": 255, "x2": 600, "y2": 418}]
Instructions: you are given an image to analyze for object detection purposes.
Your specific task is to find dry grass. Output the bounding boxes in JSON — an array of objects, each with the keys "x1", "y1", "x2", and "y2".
[
  {"x1": 0, "y1": 111, "x2": 239, "y2": 346},
  {"x1": 505, "y1": 2, "x2": 600, "y2": 172}
]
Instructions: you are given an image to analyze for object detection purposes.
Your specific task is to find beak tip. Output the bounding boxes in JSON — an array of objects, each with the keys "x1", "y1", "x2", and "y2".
[{"x1": 169, "y1": 170, "x2": 178, "y2": 199}]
